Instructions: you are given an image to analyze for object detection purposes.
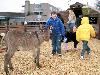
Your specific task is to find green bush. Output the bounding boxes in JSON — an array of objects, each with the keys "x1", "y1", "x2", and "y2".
[{"x1": 82, "y1": 6, "x2": 90, "y2": 16}]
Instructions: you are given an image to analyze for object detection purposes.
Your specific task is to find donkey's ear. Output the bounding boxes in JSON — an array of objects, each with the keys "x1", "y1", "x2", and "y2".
[
  {"x1": 39, "y1": 24, "x2": 47, "y2": 32},
  {"x1": 39, "y1": 24, "x2": 43, "y2": 30}
]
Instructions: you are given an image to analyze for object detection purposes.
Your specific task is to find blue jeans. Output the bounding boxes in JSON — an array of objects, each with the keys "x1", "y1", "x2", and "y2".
[
  {"x1": 81, "y1": 41, "x2": 90, "y2": 56},
  {"x1": 52, "y1": 34, "x2": 62, "y2": 54}
]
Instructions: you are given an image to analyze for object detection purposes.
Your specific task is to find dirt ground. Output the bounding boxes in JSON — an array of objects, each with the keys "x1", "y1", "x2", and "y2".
[{"x1": 0, "y1": 38, "x2": 100, "y2": 75}]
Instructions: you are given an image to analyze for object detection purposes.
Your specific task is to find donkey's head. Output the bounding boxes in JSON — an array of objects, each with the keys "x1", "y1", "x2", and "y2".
[
  {"x1": 39, "y1": 24, "x2": 50, "y2": 42},
  {"x1": 43, "y1": 28, "x2": 50, "y2": 41}
]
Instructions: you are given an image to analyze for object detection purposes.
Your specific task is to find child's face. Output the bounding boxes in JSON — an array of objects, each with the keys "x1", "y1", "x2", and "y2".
[
  {"x1": 73, "y1": 26, "x2": 77, "y2": 32},
  {"x1": 51, "y1": 14, "x2": 57, "y2": 19}
]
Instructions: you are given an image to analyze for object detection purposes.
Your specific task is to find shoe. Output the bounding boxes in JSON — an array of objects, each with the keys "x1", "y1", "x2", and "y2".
[
  {"x1": 74, "y1": 48, "x2": 78, "y2": 51},
  {"x1": 80, "y1": 56, "x2": 84, "y2": 60},
  {"x1": 58, "y1": 53, "x2": 62, "y2": 56},
  {"x1": 52, "y1": 52, "x2": 56, "y2": 55},
  {"x1": 87, "y1": 52, "x2": 91, "y2": 58},
  {"x1": 52, "y1": 53, "x2": 56, "y2": 56},
  {"x1": 87, "y1": 52, "x2": 90, "y2": 55}
]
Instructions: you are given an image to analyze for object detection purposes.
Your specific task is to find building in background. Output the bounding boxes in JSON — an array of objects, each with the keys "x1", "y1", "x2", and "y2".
[
  {"x1": 0, "y1": 12, "x2": 25, "y2": 25},
  {"x1": 22, "y1": 0, "x2": 60, "y2": 24},
  {"x1": 0, "y1": 0, "x2": 60, "y2": 26}
]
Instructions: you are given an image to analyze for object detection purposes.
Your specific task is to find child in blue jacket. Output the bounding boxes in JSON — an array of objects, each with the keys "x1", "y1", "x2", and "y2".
[{"x1": 45, "y1": 11, "x2": 65, "y2": 56}]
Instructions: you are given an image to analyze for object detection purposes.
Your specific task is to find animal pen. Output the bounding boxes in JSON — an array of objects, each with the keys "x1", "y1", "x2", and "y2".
[{"x1": 0, "y1": 3, "x2": 100, "y2": 74}]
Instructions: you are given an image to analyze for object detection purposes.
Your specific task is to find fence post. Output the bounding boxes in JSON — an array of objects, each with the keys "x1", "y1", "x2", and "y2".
[
  {"x1": 98, "y1": 14, "x2": 100, "y2": 40},
  {"x1": 5, "y1": 24, "x2": 9, "y2": 33}
]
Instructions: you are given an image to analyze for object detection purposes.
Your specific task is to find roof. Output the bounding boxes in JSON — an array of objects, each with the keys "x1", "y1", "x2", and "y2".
[
  {"x1": 70, "y1": 2, "x2": 100, "y2": 14},
  {"x1": 27, "y1": 21, "x2": 46, "y2": 22},
  {"x1": 0, "y1": 12, "x2": 25, "y2": 17},
  {"x1": 89, "y1": 6, "x2": 100, "y2": 13},
  {"x1": 70, "y1": 2, "x2": 84, "y2": 8}
]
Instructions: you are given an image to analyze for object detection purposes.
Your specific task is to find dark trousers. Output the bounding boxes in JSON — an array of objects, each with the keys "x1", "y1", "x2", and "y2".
[
  {"x1": 81, "y1": 41, "x2": 90, "y2": 56},
  {"x1": 65, "y1": 32, "x2": 78, "y2": 48},
  {"x1": 52, "y1": 34, "x2": 62, "y2": 54}
]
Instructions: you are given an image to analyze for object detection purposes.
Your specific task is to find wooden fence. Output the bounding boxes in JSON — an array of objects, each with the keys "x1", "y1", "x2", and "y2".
[{"x1": 0, "y1": 24, "x2": 43, "y2": 33}]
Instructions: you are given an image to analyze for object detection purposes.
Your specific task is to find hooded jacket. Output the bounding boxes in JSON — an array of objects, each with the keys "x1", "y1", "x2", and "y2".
[
  {"x1": 45, "y1": 17, "x2": 65, "y2": 36},
  {"x1": 76, "y1": 17, "x2": 96, "y2": 41}
]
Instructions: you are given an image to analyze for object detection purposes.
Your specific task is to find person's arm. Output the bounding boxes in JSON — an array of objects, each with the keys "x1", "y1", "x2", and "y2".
[
  {"x1": 76, "y1": 26, "x2": 81, "y2": 42},
  {"x1": 90, "y1": 25, "x2": 96, "y2": 38},
  {"x1": 59, "y1": 19, "x2": 65, "y2": 37},
  {"x1": 61, "y1": 18, "x2": 64, "y2": 24}
]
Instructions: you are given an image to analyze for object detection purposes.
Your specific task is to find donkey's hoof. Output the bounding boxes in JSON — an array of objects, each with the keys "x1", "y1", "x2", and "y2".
[
  {"x1": 37, "y1": 64, "x2": 41, "y2": 69},
  {"x1": 6, "y1": 72, "x2": 10, "y2": 75},
  {"x1": 9, "y1": 67, "x2": 14, "y2": 71},
  {"x1": 4, "y1": 68, "x2": 9, "y2": 75}
]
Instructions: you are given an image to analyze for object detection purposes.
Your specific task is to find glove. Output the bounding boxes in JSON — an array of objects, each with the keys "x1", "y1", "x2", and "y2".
[{"x1": 63, "y1": 37, "x2": 67, "y2": 43}]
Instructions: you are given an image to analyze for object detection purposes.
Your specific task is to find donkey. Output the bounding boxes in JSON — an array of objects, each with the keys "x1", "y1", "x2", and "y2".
[{"x1": 4, "y1": 28, "x2": 50, "y2": 75}]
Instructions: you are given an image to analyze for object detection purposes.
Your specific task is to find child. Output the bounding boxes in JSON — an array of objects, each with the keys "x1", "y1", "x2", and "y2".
[
  {"x1": 64, "y1": 10, "x2": 78, "y2": 51},
  {"x1": 45, "y1": 11, "x2": 65, "y2": 56},
  {"x1": 65, "y1": 26, "x2": 78, "y2": 51},
  {"x1": 76, "y1": 17, "x2": 96, "y2": 59}
]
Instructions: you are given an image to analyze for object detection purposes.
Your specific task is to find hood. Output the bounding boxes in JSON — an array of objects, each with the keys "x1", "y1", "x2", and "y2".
[{"x1": 81, "y1": 17, "x2": 89, "y2": 25}]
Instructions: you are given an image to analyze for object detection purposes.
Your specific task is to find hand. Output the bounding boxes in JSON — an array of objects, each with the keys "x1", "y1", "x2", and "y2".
[{"x1": 63, "y1": 37, "x2": 67, "y2": 43}]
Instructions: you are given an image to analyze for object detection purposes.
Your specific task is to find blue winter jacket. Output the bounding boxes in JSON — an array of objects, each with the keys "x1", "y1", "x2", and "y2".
[{"x1": 45, "y1": 17, "x2": 65, "y2": 36}]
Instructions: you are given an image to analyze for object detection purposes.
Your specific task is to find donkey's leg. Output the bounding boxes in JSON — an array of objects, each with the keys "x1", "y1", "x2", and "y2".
[
  {"x1": 33, "y1": 47, "x2": 40, "y2": 69},
  {"x1": 1, "y1": 36, "x2": 4, "y2": 46},
  {"x1": 8, "y1": 46, "x2": 17, "y2": 71},
  {"x1": 33, "y1": 48, "x2": 37, "y2": 69},
  {"x1": 4, "y1": 52, "x2": 10, "y2": 75},
  {"x1": 35, "y1": 47, "x2": 40, "y2": 68},
  {"x1": 8, "y1": 49, "x2": 16, "y2": 71},
  {"x1": 4, "y1": 48, "x2": 16, "y2": 75}
]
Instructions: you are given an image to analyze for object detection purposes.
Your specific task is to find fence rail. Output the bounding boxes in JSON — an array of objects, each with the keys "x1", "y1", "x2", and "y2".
[{"x1": 0, "y1": 24, "x2": 43, "y2": 33}]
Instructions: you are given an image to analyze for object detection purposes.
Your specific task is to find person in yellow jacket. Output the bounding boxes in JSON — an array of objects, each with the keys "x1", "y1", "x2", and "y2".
[{"x1": 76, "y1": 17, "x2": 96, "y2": 59}]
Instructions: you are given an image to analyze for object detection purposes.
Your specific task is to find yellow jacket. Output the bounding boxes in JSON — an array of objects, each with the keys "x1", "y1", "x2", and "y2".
[{"x1": 76, "y1": 17, "x2": 96, "y2": 42}]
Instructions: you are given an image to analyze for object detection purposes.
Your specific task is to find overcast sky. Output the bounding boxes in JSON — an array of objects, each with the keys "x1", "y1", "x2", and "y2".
[{"x1": 0, "y1": 0, "x2": 96, "y2": 12}]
